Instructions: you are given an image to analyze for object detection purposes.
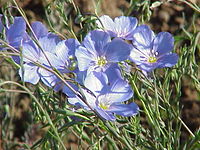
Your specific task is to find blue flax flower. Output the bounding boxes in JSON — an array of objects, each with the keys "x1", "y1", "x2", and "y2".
[
  {"x1": 68, "y1": 72, "x2": 139, "y2": 121},
  {"x1": 45, "y1": 38, "x2": 80, "y2": 96},
  {"x1": 20, "y1": 31, "x2": 80, "y2": 98},
  {"x1": 19, "y1": 21, "x2": 81, "y2": 96},
  {"x1": 96, "y1": 15, "x2": 138, "y2": 40},
  {"x1": 19, "y1": 33, "x2": 61, "y2": 84},
  {"x1": 75, "y1": 30, "x2": 131, "y2": 74},
  {"x1": 0, "y1": 15, "x2": 26, "y2": 50},
  {"x1": 130, "y1": 25, "x2": 178, "y2": 72},
  {"x1": 16, "y1": 21, "x2": 49, "y2": 63}
]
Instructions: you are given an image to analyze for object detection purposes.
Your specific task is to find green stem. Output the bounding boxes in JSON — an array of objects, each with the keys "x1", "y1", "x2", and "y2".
[
  {"x1": 0, "y1": 81, "x2": 67, "y2": 150},
  {"x1": 104, "y1": 122, "x2": 135, "y2": 150},
  {"x1": 130, "y1": 78, "x2": 154, "y2": 125}
]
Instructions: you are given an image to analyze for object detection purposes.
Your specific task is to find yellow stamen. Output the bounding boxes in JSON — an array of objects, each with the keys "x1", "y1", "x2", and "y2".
[
  {"x1": 148, "y1": 56, "x2": 157, "y2": 63},
  {"x1": 97, "y1": 56, "x2": 107, "y2": 66},
  {"x1": 99, "y1": 103, "x2": 109, "y2": 110}
]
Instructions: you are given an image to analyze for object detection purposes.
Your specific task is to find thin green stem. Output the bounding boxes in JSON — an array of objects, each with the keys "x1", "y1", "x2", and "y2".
[
  {"x1": 0, "y1": 81, "x2": 67, "y2": 150},
  {"x1": 104, "y1": 122, "x2": 135, "y2": 150},
  {"x1": 130, "y1": 77, "x2": 154, "y2": 125}
]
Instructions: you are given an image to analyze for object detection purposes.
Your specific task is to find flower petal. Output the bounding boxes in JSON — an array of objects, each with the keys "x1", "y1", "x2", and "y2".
[
  {"x1": 40, "y1": 51, "x2": 63, "y2": 69},
  {"x1": 68, "y1": 96, "x2": 88, "y2": 109},
  {"x1": 19, "y1": 63, "x2": 40, "y2": 84},
  {"x1": 11, "y1": 56, "x2": 20, "y2": 64},
  {"x1": 129, "y1": 46, "x2": 148, "y2": 65},
  {"x1": 22, "y1": 40, "x2": 40, "y2": 62},
  {"x1": 132, "y1": 25, "x2": 155, "y2": 50},
  {"x1": 38, "y1": 33, "x2": 61, "y2": 53},
  {"x1": 69, "y1": 72, "x2": 108, "y2": 110},
  {"x1": 39, "y1": 68, "x2": 58, "y2": 87},
  {"x1": 55, "y1": 40, "x2": 69, "y2": 63},
  {"x1": 75, "y1": 46, "x2": 96, "y2": 71},
  {"x1": 55, "y1": 39, "x2": 80, "y2": 62},
  {"x1": 31, "y1": 21, "x2": 48, "y2": 38},
  {"x1": 6, "y1": 17, "x2": 26, "y2": 48},
  {"x1": 153, "y1": 32, "x2": 174, "y2": 55},
  {"x1": 95, "y1": 106, "x2": 116, "y2": 121},
  {"x1": 62, "y1": 82, "x2": 78, "y2": 97},
  {"x1": 157, "y1": 53, "x2": 178, "y2": 68},
  {"x1": 105, "y1": 64, "x2": 123, "y2": 83},
  {"x1": 114, "y1": 16, "x2": 138, "y2": 39},
  {"x1": 68, "y1": 88, "x2": 96, "y2": 110},
  {"x1": 82, "y1": 30, "x2": 111, "y2": 56},
  {"x1": 76, "y1": 70, "x2": 87, "y2": 85},
  {"x1": 137, "y1": 62, "x2": 159, "y2": 72},
  {"x1": 98, "y1": 79, "x2": 133, "y2": 105},
  {"x1": 84, "y1": 71, "x2": 108, "y2": 94},
  {"x1": 65, "y1": 38, "x2": 80, "y2": 56},
  {"x1": 108, "y1": 102, "x2": 139, "y2": 117},
  {"x1": 105, "y1": 38, "x2": 131, "y2": 62},
  {"x1": 96, "y1": 15, "x2": 116, "y2": 37}
]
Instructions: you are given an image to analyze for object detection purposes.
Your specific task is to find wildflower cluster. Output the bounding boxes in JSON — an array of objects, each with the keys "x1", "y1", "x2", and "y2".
[{"x1": 0, "y1": 15, "x2": 178, "y2": 121}]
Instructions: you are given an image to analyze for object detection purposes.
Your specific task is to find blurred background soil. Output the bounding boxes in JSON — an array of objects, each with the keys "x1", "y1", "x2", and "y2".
[{"x1": 0, "y1": 0, "x2": 200, "y2": 148}]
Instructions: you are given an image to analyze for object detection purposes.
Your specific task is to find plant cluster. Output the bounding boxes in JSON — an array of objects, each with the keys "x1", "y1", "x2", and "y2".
[{"x1": 0, "y1": 14, "x2": 178, "y2": 121}]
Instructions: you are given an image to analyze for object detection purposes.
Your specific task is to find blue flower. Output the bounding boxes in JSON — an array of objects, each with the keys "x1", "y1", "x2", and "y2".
[
  {"x1": 18, "y1": 20, "x2": 80, "y2": 95},
  {"x1": 20, "y1": 33, "x2": 81, "y2": 98},
  {"x1": 68, "y1": 72, "x2": 107, "y2": 109},
  {"x1": 0, "y1": 19, "x2": 49, "y2": 63},
  {"x1": 96, "y1": 15, "x2": 138, "y2": 40},
  {"x1": 0, "y1": 15, "x2": 26, "y2": 50},
  {"x1": 54, "y1": 38, "x2": 80, "y2": 71},
  {"x1": 130, "y1": 25, "x2": 178, "y2": 72},
  {"x1": 68, "y1": 72, "x2": 139, "y2": 121},
  {"x1": 49, "y1": 38, "x2": 80, "y2": 96},
  {"x1": 19, "y1": 33, "x2": 61, "y2": 84},
  {"x1": 75, "y1": 30, "x2": 131, "y2": 74}
]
